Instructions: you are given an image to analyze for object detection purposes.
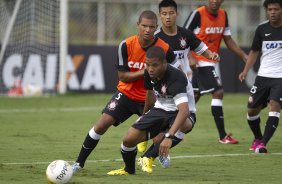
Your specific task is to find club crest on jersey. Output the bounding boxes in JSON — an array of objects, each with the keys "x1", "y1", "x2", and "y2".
[
  {"x1": 108, "y1": 100, "x2": 118, "y2": 111},
  {"x1": 161, "y1": 84, "x2": 167, "y2": 95},
  {"x1": 179, "y1": 37, "x2": 187, "y2": 48}
]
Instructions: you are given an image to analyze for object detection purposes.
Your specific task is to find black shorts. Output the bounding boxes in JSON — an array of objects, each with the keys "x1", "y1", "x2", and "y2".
[
  {"x1": 102, "y1": 91, "x2": 144, "y2": 126},
  {"x1": 248, "y1": 76, "x2": 282, "y2": 108},
  {"x1": 132, "y1": 108, "x2": 178, "y2": 140},
  {"x1": 192, "y1": 66, "x2": 222, "y2": 95}
]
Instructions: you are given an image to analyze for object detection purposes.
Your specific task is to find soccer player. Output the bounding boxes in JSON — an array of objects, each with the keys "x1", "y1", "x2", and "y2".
[
  {"x1": 71, "y1": 10, "x2": 178, "y2": 173},
  {"x1": 239, "y1": 0, "x2": 282, "y2": 153},
  {"x1": 183, "y1": 0, "x2": 248, "y2": 144},
  {"x1": 137, "y1": 0, "x2": 220, "y2": 173},
  {"x1": 107, "y1": 46, "x2": 189, "y2": 175}
]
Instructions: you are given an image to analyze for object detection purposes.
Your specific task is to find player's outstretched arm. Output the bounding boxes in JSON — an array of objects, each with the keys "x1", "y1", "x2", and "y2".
[
  {"x1": 223, "y1": 35, "x2": 248, "y2": 62},
  {"x1": 239, "y1": 50, "x2": 259, "y2": 82}
]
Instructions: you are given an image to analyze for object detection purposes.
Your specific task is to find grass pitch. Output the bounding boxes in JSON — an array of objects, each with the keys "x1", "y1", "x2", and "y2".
[{"x1": 0, "y1": 93, "x2": 281, "y2": 184}]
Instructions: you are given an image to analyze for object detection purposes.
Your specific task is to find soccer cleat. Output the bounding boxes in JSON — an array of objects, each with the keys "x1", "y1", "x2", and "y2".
[
  {"x1": 140, "y1": 157, "x2": 154, "y2": 174},
  {"x1": 218, "y1": 134, "x2": 238, "y2": 144},
  {"x1": 158, "y1": 155, "x2": 170, "y2": 168},
  {"x1": 137, "y1": 157, "x2": 143, "y2": 167},
  {"x1": 72, "y1": 162, "x2": 82, "y2": 174},
  {"x1": 255, "y1": 143, "x2": 267, "y2": 154},
  {"x1": 107, "y1": 168, "x2": 130, "y2": 176},
  {"x1": 249, "y1": 139, "x2": 262, "y2": 151},
  {"x1": 137, "y1": 141, "x2": 148, "y2": 153},
  {"x1": 137, "y1": 157, "x2": 156, "y2": 168}
]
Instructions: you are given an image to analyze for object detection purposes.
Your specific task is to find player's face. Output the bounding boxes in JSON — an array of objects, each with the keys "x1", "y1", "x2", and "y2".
[
  {"x1": 145, "y1": 57, "x2": 166, "y2": 80},
  {"x1": 137, "y1": 18, "x2": 158, "y2": 41},
  {"x1": 266, "y1": 3, "x2": 282, "y2": 25},
  {"x1": 159, "y1": 7, "x2": 177, "y2": 28},
  {"x1": 207, "y1": 0, "x2": 224, "y2": 13}
]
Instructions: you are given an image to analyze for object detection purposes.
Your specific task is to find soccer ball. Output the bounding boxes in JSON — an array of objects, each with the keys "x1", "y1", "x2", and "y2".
[{"x1": 46, "y1": 160, "x2": 73, "y2": 184}]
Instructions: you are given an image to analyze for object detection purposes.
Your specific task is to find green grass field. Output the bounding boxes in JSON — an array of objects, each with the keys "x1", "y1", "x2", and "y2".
[{"x1": 0, "y1": 93, "x2": 281, "y2": 184}]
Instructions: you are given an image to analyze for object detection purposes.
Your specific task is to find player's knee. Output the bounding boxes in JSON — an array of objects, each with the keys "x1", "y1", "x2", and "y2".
[
  {"x1": 194, "y1": 92, "x2": 200, "y2": 102},
  {"x1": 179, "y1": 118, "x2": 193, "y2": 133},
  {"x1": 95, "y1": 114, "x2": 115, "y2": 134},
  {"x1": 213, "y1": 89, "x2": 224, "y2": 99},
  {"x1": 247, "y1": 108, "x2": 260, "y2": 117},
  {"x1": 269, "y1": 100, "x2": 281, "y2": 111}
]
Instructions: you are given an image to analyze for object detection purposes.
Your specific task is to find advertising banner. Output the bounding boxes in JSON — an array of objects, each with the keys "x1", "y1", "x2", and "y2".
[{"x1": 0, "y1": 46, "x2": 258, "y2": 94}]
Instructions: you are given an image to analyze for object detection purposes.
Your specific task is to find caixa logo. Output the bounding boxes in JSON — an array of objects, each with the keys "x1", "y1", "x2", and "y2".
[
  {"x1": 265, "y1": 42, "x2": 282, "y2": 49},
  {"x1": 1, "y1": 54, "x2": 105, "y2": 91},
  {"x1": 128, "y1": 61, "x2": 146, "y2": 69}
]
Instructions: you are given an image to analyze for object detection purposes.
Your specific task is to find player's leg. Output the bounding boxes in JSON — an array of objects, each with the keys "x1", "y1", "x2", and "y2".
[
  {"x1": 73, "y1": 114, "x2": 115, "y2": 171},
  {"x1": 257, "y1": 100, "x2": 280, "y2": 153},
  {"x1": 108, "y1": 108, "x2": 167, "y2": 175},
  {"x1": 72, "y1": 91, "x2": 135, "y2": 172},
  {"x1": 108, "y1": 127, "x2": 147, "y2": 175},
  {"x1": 246, "y1": 76, "x2": 273, "y2": 153},
  {"x1": 247, "y1": 107, "x2": 263, "y2": 151},
  {"x1": 211, "y1": 89, "x2": 227, "y2": 141},
  {"x1": 212, "y1": 88, "x2": 238, "y2": 144},
  {"x1": 196, "y1": 66, "x2": 238, "y2": 144},
  {"x1": 256, "y1": 79, "x2": 282, "y2": 153}
]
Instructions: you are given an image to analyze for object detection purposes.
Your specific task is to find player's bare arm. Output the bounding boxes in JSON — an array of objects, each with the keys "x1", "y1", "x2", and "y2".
[
  {"x1": 143, "y1": 90, "x2": 156, "y2": 114},
  {"x1": 159, "y1": 102, "x2": 189, "y2": 157},
  {"x1": 239, "y1": 50, "x2": 259, "y2": 82},
  {"x1": 118, "y1": 69, "x2": 145, "y2": 83},
  {"x1": 223, "y1": 35, "x2": 248, "y2": 62}
]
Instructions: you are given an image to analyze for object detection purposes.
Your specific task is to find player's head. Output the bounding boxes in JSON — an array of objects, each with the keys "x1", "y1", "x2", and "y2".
[
  {"x1": 207, "y1": 0, "x2": 224, "y2": 14},
  {"x1": 158, "y1": 0, "x2": 178, "y2": 28},
  {"x1": 264, "y1": 0, "x2": 282, "y2": 8},
  {"x1": 159, "y1": 0, "x2": 177, "y2": 12},
  {"x1": 137, "y1": 10, "x2": 158, "y2": 41},
  {"x1": 145, "y1": 46, "x2": 167, "y2": 80},
  {"x1": 138, "y1": 10, "x2": 158, "y2": 24},
  {"x1": 263, "y1": 0, "x2": 282, "y2": 25}
]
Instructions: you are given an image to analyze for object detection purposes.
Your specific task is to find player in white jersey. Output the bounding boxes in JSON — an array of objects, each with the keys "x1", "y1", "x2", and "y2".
[{"x1": 239, "y1": 0, "x2": 282, "y2": 154}]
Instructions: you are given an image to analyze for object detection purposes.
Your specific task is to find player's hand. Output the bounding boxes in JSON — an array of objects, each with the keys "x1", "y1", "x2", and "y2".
[
  {"x1": 159, "y1": 138, "x2": 172, "y2": 158},
  {"x1": 210, "y1": 52, "x2": 220, "y2": 62},
  {"x1": 239, "y1": 71, "x2": 248, "y2": 82}
]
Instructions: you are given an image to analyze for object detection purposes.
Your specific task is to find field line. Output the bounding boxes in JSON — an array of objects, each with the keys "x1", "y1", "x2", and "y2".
[
  {"x1": 0, "y1": 106, "x2": 104, "y2": 113},
  {"x1": 2, "y1": 152, "x2": 282, "y2": 165}
]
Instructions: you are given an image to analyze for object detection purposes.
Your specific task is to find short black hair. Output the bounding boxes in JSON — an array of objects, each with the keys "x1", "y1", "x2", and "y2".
[
  {"x1": 146, "y1": 46, "x2": 166, "y2": 61},
  {"x1": 138, "y1": 10, "x2": 158, "y2": 23},
  {"x1": 263, "y1": 0, "x2": 282, "y2": 9},
  {"x1": 159, "y1": 0, "x2": 177, "y2": 12}
]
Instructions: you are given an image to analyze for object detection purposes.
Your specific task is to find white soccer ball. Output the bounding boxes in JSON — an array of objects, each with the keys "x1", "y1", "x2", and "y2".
[{"x1": 46, "y1": 160, "x2": 73, "y2": 184}]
